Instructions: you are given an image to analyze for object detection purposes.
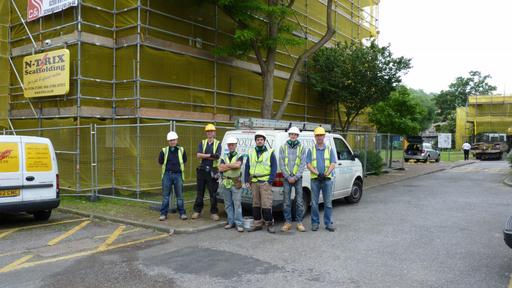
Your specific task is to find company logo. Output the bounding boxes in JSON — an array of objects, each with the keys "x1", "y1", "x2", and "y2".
[
  {"x1": 24, "y1": 53, "x2": 66, "y2": 75},
  {"x1": 28, "y1": 0, "x2": 43, "y2": 22},
  {"x1": 0, "y1": 149, "x2": 13, "y2": 161}
]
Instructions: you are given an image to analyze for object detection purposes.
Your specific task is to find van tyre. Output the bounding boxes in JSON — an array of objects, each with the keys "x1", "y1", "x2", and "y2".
[
  {"x1": 33, "y1": 210, "x2": 52, "y2": 221},
  {"x1": 345, "y1": 180, "x2": 363, "y2": 204}
]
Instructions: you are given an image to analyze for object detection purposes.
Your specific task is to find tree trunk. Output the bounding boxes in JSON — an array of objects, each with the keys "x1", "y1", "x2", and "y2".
[
  {"x1": 274, "y1": 0, "x2": 335, "y2": 120},
  {"x1": 261, "y1": 69, "x2": 274, "y2": 119},
  {"x1": 336, "y1": 102, "x2": 343, "y2": 131}
]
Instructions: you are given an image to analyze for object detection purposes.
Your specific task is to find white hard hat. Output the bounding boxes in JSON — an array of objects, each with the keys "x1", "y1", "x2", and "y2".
[
  {"x1": 288, "y1": 126, "x2": 300, "y2": 135},
  {"x1": 166, "y1": 131, "x2": 178, "y2": 140},
  {"x1": 226, "y1": 136, "x2": 238, "y2": 144},
  {"x1": 254, "y1": 131, "x2": 266, "y2": 140}
]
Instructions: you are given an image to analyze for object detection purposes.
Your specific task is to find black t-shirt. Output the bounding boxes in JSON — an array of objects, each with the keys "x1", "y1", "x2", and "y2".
[
  {"x1": 158, "y1": 146, "x2": 187, "y2": 173},
  {"x1": 197, "y1": 140, "x2": 221, "y2": 168}
]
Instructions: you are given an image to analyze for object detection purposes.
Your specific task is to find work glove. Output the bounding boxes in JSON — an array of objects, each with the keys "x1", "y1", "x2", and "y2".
[
  {"x1": 210, "y1": 154, "x2": 220, "y2": 160},
  {"x1": 317, "y1": 173, "x2": 325, "y2": 181}
]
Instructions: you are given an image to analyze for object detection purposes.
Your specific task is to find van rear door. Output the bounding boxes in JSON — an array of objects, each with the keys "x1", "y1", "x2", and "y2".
[
  {"x1": 21, "y1": 137, "x2": 56, "y2": 201},
  {"x1": 0, "y1": 136, "x2": 23, "y2": 205}
]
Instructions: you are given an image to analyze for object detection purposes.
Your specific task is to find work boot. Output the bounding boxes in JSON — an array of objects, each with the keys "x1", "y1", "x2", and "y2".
[
  {"x1": 236, "y1": 226, "x2": 244, "y2": 233},
  {"x1": 247, "y1": 225, "x2": 262, "y2": 232},
  {"x1": 280, "y1": 223, "x2": 292, "y2": 232},
  {"x1": 224, "y1": 223, "x2": 234, "y2": 229},
  {"x1": 311, "y1": 224, "x2": 319, "y2": 231},
  {"x1": 191, "y1": 212, "x2": 200, "y2": 219},
  {"x1": 159, "y1": 215, "x2": 166, "y2": 221},
  {"x1": 211, "y1": 214, "x2": 220, "y2": 221},
  {"x1": 325, "y1": 225, "x2": 336, "y2": 232},
  {"x1": 180, "y1": 214, "x2": 188, "y2": 220},
  {"x1": 267, "y1": 223, "x2": 276, "y2": 234},
  {"x1": 296, "y1": 223, "x2": 306, "y2": 232}
]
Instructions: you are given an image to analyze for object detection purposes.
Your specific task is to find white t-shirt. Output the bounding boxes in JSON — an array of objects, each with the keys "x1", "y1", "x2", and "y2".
[{"x1": 462, "y1": 143, "x2": 471, "y2": 150}]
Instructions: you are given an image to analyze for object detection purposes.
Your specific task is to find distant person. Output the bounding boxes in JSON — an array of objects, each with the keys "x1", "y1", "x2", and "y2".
[{"x1": 462, "y1": 142, "x2": 471, "y2": 161}]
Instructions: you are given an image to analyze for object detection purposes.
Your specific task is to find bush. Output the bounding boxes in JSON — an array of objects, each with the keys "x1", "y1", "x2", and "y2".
[{"x1": 359, "y1": 150, "x2": 384, "y2": 175}]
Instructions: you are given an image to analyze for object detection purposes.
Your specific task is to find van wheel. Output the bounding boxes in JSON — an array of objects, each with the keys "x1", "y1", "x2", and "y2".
[
  {"x1": 435, "y1": 155, "x2": 440, "y2": 162},
  {"x1": 299, "y1": 189, "x2": 311, "y2": 218},
  {"x1": 345, "y1": 180, "x2": 363, "y2": 204},
  {"x1": 33, "y1": 210, "x2": 52, "y2": 221}
]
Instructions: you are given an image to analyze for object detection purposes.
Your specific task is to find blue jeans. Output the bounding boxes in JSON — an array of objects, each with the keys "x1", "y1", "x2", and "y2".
[
  {"x1": 311, "y1": 179, "x2": 333, "y2": 227},
  {"x1": 283, "y1": 178, "x2": 304, "y2": 223},
  {"x1": 222, "y1": 184, "x2": 243, "y2": 226},
  {"x1": 160, "y1": 171, "x2": 186, "y2": 216}
]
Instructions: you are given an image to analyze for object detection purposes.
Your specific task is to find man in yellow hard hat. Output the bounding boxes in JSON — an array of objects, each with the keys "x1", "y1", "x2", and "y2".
[
  {"x1": 307, "y1": 126, "x2": 337, "y2": 232},
  {"x1": 192, "y1": 123, "x2": 221, "y2": 221},
  {"x1": 279, "y1": 126, "x2": 307, "y2": 232},
  {"x1": 245, "y1": 131, "x2": 278, "y2": 233},
  {"x1": 158, "y1": 131, "x2": 187, "y2": 221}
]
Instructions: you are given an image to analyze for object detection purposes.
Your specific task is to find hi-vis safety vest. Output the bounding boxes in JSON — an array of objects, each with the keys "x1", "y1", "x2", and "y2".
[
  {"x1": 161, "y1": 146, "x2": 185, "y2": 181},
  {"x1": 281, "y1": 144, "x2": 303, "y2": 176},
  {"x1": 249, "y1": 148, "x2": 273, "y2": 182},
  {"x1": 202, "y1": 139, "x2": 220, "y2": 168},
  {"x1": 311, "y1": 145, "x2": 331, "y2": 179},
  {"x1": 221, "y1": 153, "x2": 241, "y2": 189}
]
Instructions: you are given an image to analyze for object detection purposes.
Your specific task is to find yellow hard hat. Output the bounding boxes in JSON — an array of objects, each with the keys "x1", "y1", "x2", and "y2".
[
  {"x1": 205, "y1": 124, "x2": 216, "y2": 131},
  {"x1": 314, "y1": 127, "x2": 326, "y2": 136}
]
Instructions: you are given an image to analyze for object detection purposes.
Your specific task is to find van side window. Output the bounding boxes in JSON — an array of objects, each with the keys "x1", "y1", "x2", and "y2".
[{"x1": 333, "y1": 138, "x2": 352, "y2": 160}]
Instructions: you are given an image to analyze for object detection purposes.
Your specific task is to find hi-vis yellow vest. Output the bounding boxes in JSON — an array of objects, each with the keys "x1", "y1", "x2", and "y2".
[
  {"x1": 311, "y1": 145, "x2": 331, "y2": 179},
  {"x1": 221, "y1": 153, "x2": 241, "y2": 188},
  {"x1": 281, "y1": 144, "x2": 303, "y2": 175},
  {"x1": 202, "y1": 139, "x2": 220, "y2": 167},
  {"x1": 161, "y1": 146, "x2": 185, "y2": 181},
  {"x1": 249, "y1": 148, "x2": 273, "y2": 182}
]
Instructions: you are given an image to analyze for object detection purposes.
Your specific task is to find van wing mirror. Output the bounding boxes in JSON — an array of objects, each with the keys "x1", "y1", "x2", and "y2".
[{"x1": 352, "y1": 152, "x2": 359, "y2": 161}]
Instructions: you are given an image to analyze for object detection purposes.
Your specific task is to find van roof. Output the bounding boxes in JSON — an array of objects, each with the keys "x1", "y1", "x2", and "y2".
[{"x1": 225, "y1": 130, "x2": 333, "y2": 137}]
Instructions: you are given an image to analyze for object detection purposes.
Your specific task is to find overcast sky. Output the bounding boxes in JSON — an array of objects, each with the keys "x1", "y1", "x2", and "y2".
[{"x1": 378, "y1": 0, "x2": 512, "y2": 95}]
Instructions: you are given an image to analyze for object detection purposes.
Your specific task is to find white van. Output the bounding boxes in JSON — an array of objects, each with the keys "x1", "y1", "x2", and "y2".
[
  {"x1": 218, "y1": 128, "x2": 364, "y2": 214},
  {"x1": 0, "y1": 135, "x2": 60, "y2": 220}
]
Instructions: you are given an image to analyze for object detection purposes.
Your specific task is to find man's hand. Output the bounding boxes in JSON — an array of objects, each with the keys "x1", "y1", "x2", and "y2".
[
  {"x1": 210, "y1": 154, "x2": 220, "y2": 160},
  {"x1": 288, "y1": 177, "x2": 296, "y2": 184}
]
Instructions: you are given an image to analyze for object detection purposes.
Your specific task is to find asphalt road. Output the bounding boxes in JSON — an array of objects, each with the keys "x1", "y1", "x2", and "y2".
[{"x1": 1, "y1": 161, "x2": 511, "y2": 288}]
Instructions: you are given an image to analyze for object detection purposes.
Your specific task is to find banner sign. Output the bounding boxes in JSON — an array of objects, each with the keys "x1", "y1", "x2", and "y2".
[
  {"x1": 437, "y1": 133, "x2": 452, "y2": 149},
  {"x1": 23, "y1": 49, "x2": 70, "y2": 98},
  {"x1": 27, "y1": 0, "x2": 77, "y2": 22}
]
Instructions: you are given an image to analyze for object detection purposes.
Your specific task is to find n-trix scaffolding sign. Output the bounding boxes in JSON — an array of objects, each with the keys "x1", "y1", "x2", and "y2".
[
  {"x1": 23, "y1": 49, "x2": 70, "y2": 98},
  {"x1": 27, "y1": 0, "x2": 77, "y2": 22}
]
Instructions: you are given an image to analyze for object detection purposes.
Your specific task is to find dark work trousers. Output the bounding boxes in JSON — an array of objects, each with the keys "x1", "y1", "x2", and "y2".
[
  {"x1": 193, "y1": 168, "x2": 219, "y2": 214},
  {"x1": 463, "y1": 149, "x2": 470, "y2": 160}
]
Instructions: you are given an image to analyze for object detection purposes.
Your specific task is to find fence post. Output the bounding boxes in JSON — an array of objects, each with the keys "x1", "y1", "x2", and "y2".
[
  {"x1": 364, "y1": 133, "x2": 368, "y2": 176},
  {"x1": 90, "y1": 124, "x2": 97, "y2": 202}
]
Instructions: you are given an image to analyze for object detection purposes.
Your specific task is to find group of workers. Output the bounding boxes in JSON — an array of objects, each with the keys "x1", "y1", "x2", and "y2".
[{"x1": 158, "y1": 124, "x2": 336, "y2": 233}]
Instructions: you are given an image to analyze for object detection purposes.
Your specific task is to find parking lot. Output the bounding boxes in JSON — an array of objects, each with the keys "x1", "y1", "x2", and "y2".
[{"x1": 0, "y1": 212, "x2": 169, "y2": 274}]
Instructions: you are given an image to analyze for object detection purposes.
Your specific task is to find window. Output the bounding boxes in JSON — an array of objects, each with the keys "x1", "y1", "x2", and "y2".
[{"x1": 333, "y1": 137, "x2": 352, "y2": 160}]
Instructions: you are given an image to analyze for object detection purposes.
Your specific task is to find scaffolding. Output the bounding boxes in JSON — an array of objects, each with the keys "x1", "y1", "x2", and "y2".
[
  {"x1": 456, "y1": 95, "x2": 512, "y2": 148},
  {"x1": 4, "y1": 0, "x2": 379, "y2": 193}
]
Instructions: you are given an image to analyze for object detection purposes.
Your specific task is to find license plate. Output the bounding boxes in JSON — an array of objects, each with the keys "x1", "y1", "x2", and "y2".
[{"x1": 0, "y1": 189, "x2": 20, "y2": 197}]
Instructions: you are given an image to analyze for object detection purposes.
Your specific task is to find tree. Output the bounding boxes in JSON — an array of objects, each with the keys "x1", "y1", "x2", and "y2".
[
  {"x1": 369, "y1": 86, "x2": 431, "y2": 135},
  {"x1": 209, "y1": 0, "x2": 335, "y2": 119},
  {"x1": 308, "y1": 41, "x2": 411, "y2": 132},
  {"x1": 409, "y1": 88, "x2": 436, "y2": 132},
  {"x1": 434, "y1": 71, "x2": 496, "y2": 123}
]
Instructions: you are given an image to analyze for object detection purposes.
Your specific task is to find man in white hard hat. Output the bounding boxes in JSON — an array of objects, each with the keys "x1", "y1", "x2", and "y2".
[
  {"x1": 245, "y1": 131, "x2": 278, "y2": 233},
  {"x1": 193, "y1": 123, "x2": 222, "y2": 221},
  {"x1": 218, "y1": 136, "x2": 245, "y2": 232},
  {"x1": 158, "y1": 131, "x2": 188, "y2": 221},
  {"x1": 306, "y1": 126, "x2": 337, "y2": 232},
  {"x1": 279, "y1": 127, "x2": 307, "y2": 232}
]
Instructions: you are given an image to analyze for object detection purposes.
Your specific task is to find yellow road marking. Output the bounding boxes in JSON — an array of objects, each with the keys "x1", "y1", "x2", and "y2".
[
  {"x1": 97, "y1": 224, "x2": 125, "y2": 251},
  {"x1": 0, "y1": 229, "x2": 20, "y2": 240},
  {"x1": 0, "y1": 218, "x2": 89, "y2": 236},
  {"x1": 0, "y1": 255, "x2": 34, "y2": 273},
  {"x1": 47, "y1": 220, "x2": 91, "y2": 246},
  {"x1": 94, "y1": 228, "x2": 140, "y2": 239},
  {"x1": 1, "y1": 234, "x2": 169, "y2": 273},
  {"x1": 508, "y1": 273, "x2": 512, "y2": 288}
]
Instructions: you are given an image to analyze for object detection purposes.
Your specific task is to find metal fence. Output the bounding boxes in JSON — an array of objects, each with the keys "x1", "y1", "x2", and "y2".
[{"x1": 3, "y1": 122, "x2": 432, "y2": 203}]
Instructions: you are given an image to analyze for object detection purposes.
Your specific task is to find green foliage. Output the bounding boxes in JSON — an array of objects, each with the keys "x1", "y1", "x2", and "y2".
[
  {"x1": 308, "y1": 40, "x2": 411, "y2": 132},
  {"x1": 359, "y1": 150, "x2": 384, "y2": 175},
  {"x1": 433, "y1": 71, "x2": 497, "y2": 123},
  {"x1": 369, "y1": 86, "x2": 434, "y2": 135},
  {"x1": 210, "y1": 0, "x2": 303, "y2": 57}
]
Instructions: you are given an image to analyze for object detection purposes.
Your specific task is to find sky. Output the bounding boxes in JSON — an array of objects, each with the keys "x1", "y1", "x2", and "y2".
[{"x1": 377, "y1": 0, "x2": 512, "y2": 95}]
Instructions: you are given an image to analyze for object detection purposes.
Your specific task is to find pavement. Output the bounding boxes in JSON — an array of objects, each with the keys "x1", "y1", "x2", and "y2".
[{"x1": 56, "y1": 160, "x2": 484, "y2": 235}]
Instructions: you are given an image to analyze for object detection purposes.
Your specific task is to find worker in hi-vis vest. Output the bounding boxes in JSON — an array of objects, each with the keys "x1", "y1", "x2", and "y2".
[
  {"x1": 306, "y1": 127, "x2": 337, "y2": 232},
  {"x1": 278, "y1": 126, "x2": 307, "y2": 233},
  {"x1": 192, "y1": 124, "x2": 222, "y2": 221},
  {"x1": 218, "y1": 136, "x2": 245, "y2": 232},
  {"x1": 245, "y1": 131, "x2": 278, "y2": 233},
  {"x1": 158, "y1": 131, "x2": 187, "y2": 221}
]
